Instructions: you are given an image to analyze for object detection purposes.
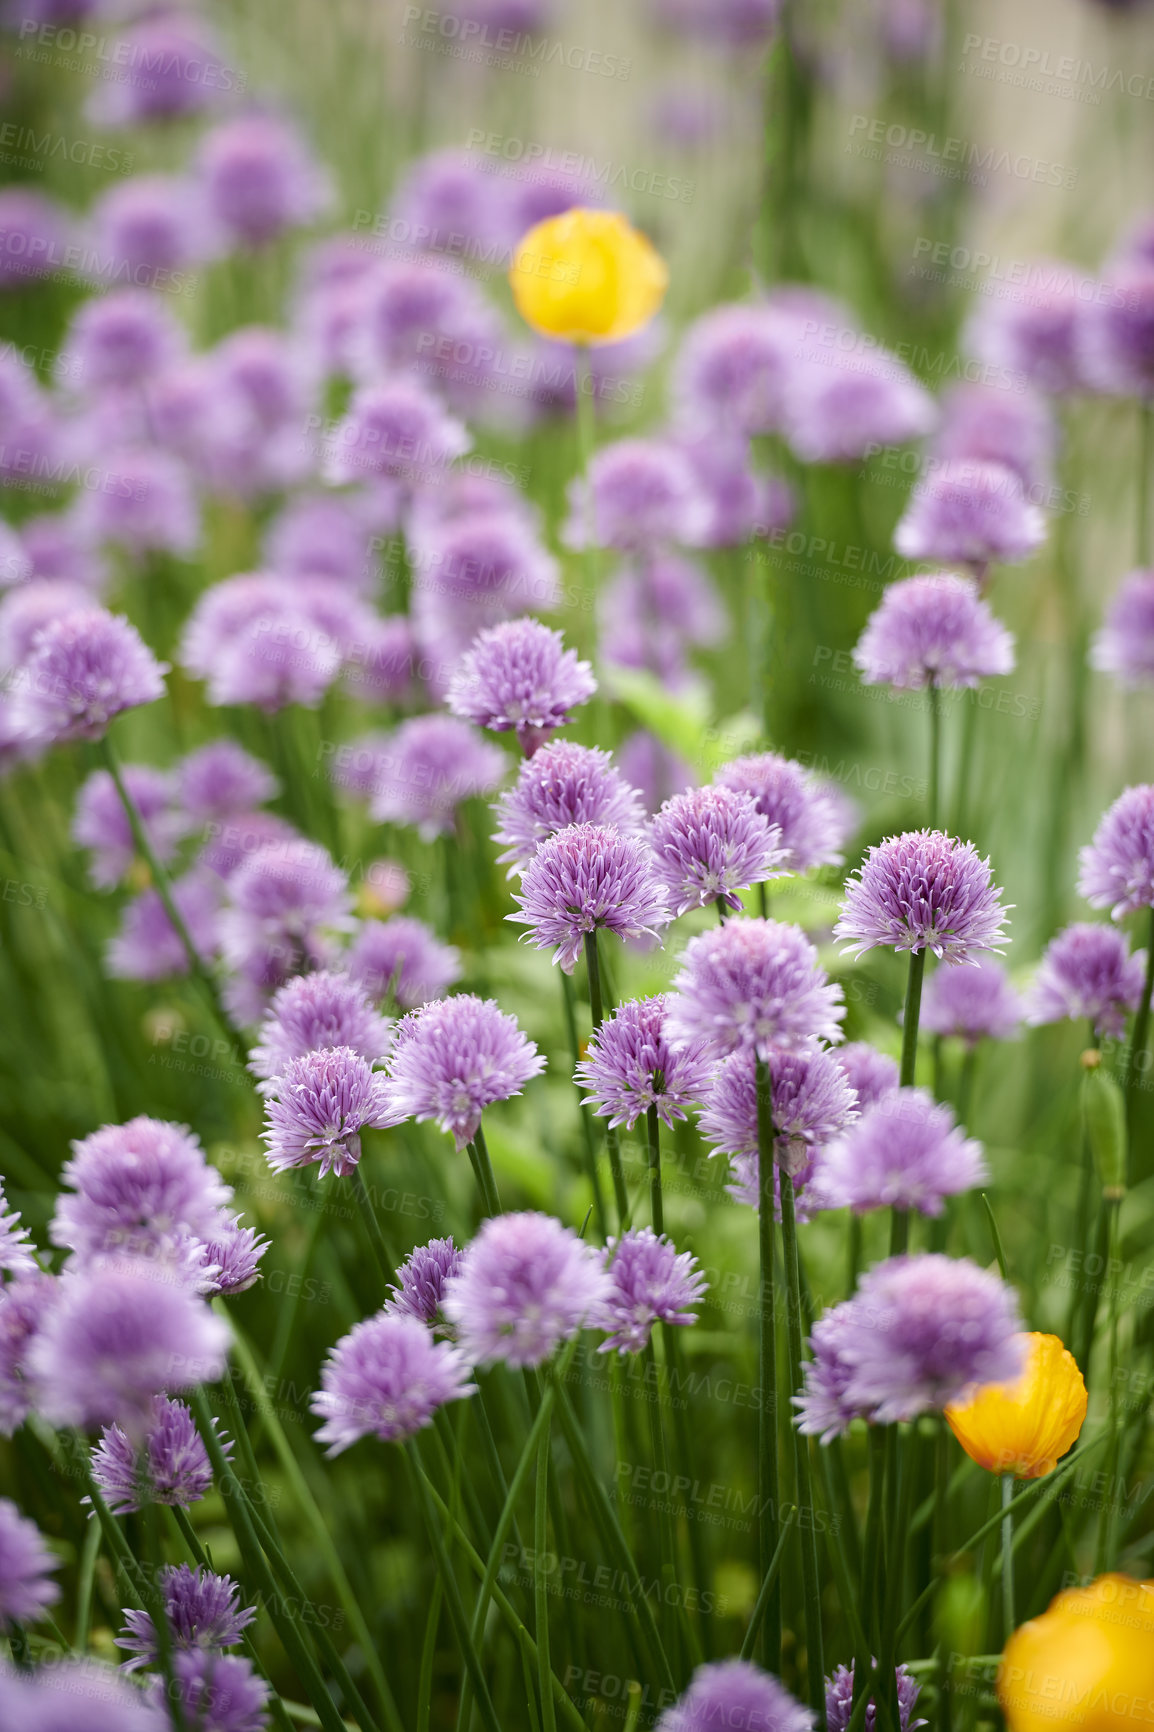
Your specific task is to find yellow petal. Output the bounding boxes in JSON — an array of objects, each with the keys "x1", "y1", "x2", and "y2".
[
  {"x1": 999, "y1": 1574, "x2": 1154, "y2": 1731},
  {"x1": 509, "y1": 208, "x2": 668, "y2": 346},
  {"x1": 945, "y1": 1332, "x2": 1087, "y2": 1479}
]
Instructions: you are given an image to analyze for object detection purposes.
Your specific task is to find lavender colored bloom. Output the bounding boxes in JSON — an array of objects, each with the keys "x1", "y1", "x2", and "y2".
[
  {"x1": 28, "y1": 1261, "x2": 230, "y2": 1433},
  {"x1": 666, "y1": 919, "x2": 845, "y2": 1060},
  {"x1": 672, "y1": 304, "x2": 796, "y2": 436},
  {"x1": 18, "y1": 512, "x2": 106, "y2": 592},
  {"x1": 177, "y1": 742, "x2": 279, "y2": 823},
  {"x1": 410, "y1": 508, "x2": 560, "y2": 664},
  {"x1": 650, "y1": 785, "x2": 788, "y2": 916},
  {"x1": 0, "y1": 521, "x2": 31, "y2": 589},
  {"x1": 349, "y1": 256, "x2": 506, "y2": 390},
  {"x1": 198, "y1": 1216, "x2": 269, "y2": 1298},
  {"x1": 324, "y1": 379, "x2": 469, "y2": 485},
  {"x1": 785, "y1": 353, "x2": 937, "y2": 464},
  {"x1": 834, "y1": 1043, "x2": 900, "y2": 1111},
  {"x1": 836, "y1": 832, "x2": 1011, "y2": 962},
  {"x1": 509, "y1": 822, "x2": 671, "y2": 972},
  {"x1": 79, "y1": 448, "x2": 200, "y2": 558},
  {"x1": 677, "y1": 434, "x2": 794, "y2": 548},
  {"x1": 795, "y1": 1254, "x2": 1024, "y2": 1436},
  {"x1": 576, "y1": 994, "x2": 715, "y2": 1130},
  {"x1": 597, "y1": 553, "x2": 725, "y2": 686},
  {"x1": 854, "y1": 573, "x2": 1015, "y2": 690},
  {"x1": 597, "y1": 1229, "x2": 706, "y2": 1354},
  {"x1": 382, "y1": 994, "x2": 544, "y2": 1148},
  {"x1": 894, "y1": 460, "x2": 1046, "y2": 570},
  {"x1": 0, "y1": 1275, "x2": 58, "y2": 1436},
  {"x1": 180, "y1": 573, "x2": 353, "y2": 712},
  {"x1": 654, "y1": 1659, "x2": 812, "y2": 1732},
  {"x1": 152, "y1": 1651, "x2": 269, "y2": 1732},
  {"x1": 921, "y1": 956, "x2": 1024, "y2": 1045},
  {"x1": 700, "y1": 1047, "x2": 858, "y2": 1211},
  {"x1": 564, "y1": 439, "x2": 711, "y2": 551},
  {"x1": 826, "y1": 1662, "x2": 925, "y2": 1732},
  {"x1": 930, "y1": 382, "x2": 1056, "y2": 493},
  {"x1": 0, "y1": 1500, "x2": 58, "y2": 1628},
  {"x1": 262, "y1": 1046, "x2": 392, "y2": 1179},
  {"x1": 90, "y1": 1394, "x2": 222, "y2": 1516},
  {"x1": 218, "y1": 839, "x2": 353, "y2": 1018},
  {"x1": 815, "y1": 1088, "x2": 986, "y2": 1216},
  {"x1": 119, "y1": 1565, "x2": 254, "y2": 1669},
  {"x1": 312, "y1": 1311, "x2": 474, "y2": 1452},
  {"x1": 493, "y1": 741, "x2": 646, "y2": 875},
  {"x1": 619, "y1": 731, "x2": 698, "y2": 814},
  {"x1": 1079, "y1": 262, "x2": 1154, "y2": 397},
  {"x1": 1091, "y1": 570, "x2": 1154, "y2": 686},
  {"x1": 715, "y1": 752, "x2": 848, "y2": 873},
  {"x1": 249, "y1": 970, "x2": 392, "y2": 1090},
  {"x1": 447, "y1": 618, "x2": 597, "y2": 753},
  {"x1": 8, "y1": 607, "x2": 167, "y2": 745},
  {"x1": 386, "y1": 150, "x2": 508, "y2": 258},
  {"x1": 263, "y1": 493, "x2": 378, "y2": 594},
  {"x1": 443, "y1": 1211, "x2": 610, "y2": 1368},
  {"x1": 0, "y1": 1180, "x2": 36, "y2": 1277},
  {"x1": 386, "y1": 1238, "x2": 464, "y2": 1327},
  {"x1": 346, "y1": 917, "x2": 462, "y2": 1011},
  {"x1": 0, "y1": 1658, "x2": 165, "y2": 1732},
  {"x1": 963, "y1": 260, "x2": 1092, "y2": 395},
  {"x1": 0, "y1": 188, "x2": 69, "y2": 288},
  {"x1": 73, "y1": 765, "x2": 185, "y2": 889},
  {"x1": 369, "y1": 715, "x2": 507, "y2": 839},
  {"x1": 198, "y1": 812, "x2": 299, "y2": 885},
  {"x1": 87, "y1": 175, "x2": 217, "y2": 288},
  {"x1": 345, "y1": 615, "x2": 422, "y2": 705},
  {"x1": 197, "y1": 115, "x2": 330, "y2": 249},
  {"x1": 58, "y1": 291, "x2": 186, "y2": 397},
  {"x1": 107, "y1": 871, "x2": 222, "y2": 984},
  {"x1": 1026, "y1": 923, "x2": 1147, "y2": 1040},
  {"x1": 1078, "y1": 785, "x2": 1154, "y2": 918},
  {"x1": 87, "y1": 14, "x2": 230, "y2": 125}
]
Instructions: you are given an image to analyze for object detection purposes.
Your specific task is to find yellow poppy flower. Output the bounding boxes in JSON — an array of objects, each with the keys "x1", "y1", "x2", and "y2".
[
  {"x1": 944, "y1": 1332, "x2": 1087, "y2": 1479},
  {"x1": 999, "y1": 1574, "x2": 1154, "y2": 1731},
  {"x1": 508, "y1": 209, "x2": 668, "y2": 346}
]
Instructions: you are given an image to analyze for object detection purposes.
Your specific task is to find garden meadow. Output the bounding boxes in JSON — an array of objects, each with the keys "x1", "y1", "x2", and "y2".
[{"x1": 1, "y1": 0, "x2": 1154, "y2": 1729}]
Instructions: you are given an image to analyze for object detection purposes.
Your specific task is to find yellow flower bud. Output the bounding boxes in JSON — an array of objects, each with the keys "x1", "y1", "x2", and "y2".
[
  {"x1": 944, "y1": 1332, "x2": 1087, "y2": 1479},
  {"x1": 508, "y1": 208, "x2": 668, "y2": 346},
  {"x1": 999, "y1": 1573, "x2": 1154, "y2": 1731}
]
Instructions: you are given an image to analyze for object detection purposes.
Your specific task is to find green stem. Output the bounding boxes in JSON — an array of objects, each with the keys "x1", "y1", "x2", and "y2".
[
  {"x1": 349, "y1": 1163, "x2": 396, "y2": 1295},
  {"x1": 534, "y1": 1414, "x2": 556, "y2": 1732},
  {"x1": 928, "y1": 681, "x2": 942, "y2": 830},
  {"x1": 900, "y1": 947, "x2": 927, "y2": 1088},
  {"x1": 754, "y1": 1054, "x2": 781, "y2": 1675},
  {"x1": 1001, "y1": 1474, "x2": 1016, "y2": 1642},
  {"x1": 143, "y1": 1493, "x2": 191, "y2": 1732},
  {"x1": 1124, "y1": 906, "x2": 1154, "y2": 1179},
  {"x1": 585, "y1": 930, "x2": 628, "y2": 1228},
  {"x1": 1096, "y1": 1195, "x2": 1123, "y2": 1573},
  {"x1": 740, "y1": 1504, "x2": 796, "y2": 1661},
  {"x1": 560, "y1": 970, "x2": 608, "y2": 1237},
  {"x1": 646, "y1": 1105, "x2": 664, "y2": 1235},
  {"x1": 779, "y1": 1169, "x2": 826, "y2": 1714},
  {"x1": 74, "y1": 1513, "x2": 101, "y2": 1652},
  {"x1": 469, "y1": 1121, "x2": 503, "y2": 1216}
]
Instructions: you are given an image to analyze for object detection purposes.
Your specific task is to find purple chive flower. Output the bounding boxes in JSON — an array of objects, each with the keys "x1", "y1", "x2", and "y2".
[
  {"x1": 198, "y1": 1216, "x2": 269, "y2": 1298},
  {"x1": 58, "y1": 291, "x2": 186, "y2": 397},
  {"x1": 930, "y1": 382, "x2": 1056, "y2": 493},
  {"x1": 1091, "y1": 571, "x2": 1154, "y2": 687},
  {"x1": 649, "y1": 785, "x2": 788, "y2": 916},
  {"x1": 714, "y1": 753, "x2": 849, "y2": 873},
  {"x1": 963, "y1": 259, "x2": 1092, "y2": 395},
  {"x1": 1079, "y1": 262, "x2": 1154, "y2": 397},
  {"x1": 0, "y1": 188, "x2": 69, "y2": 288},
  {"x1": 179, "y1": 572, "x2": 358, "y2": 712},
  {"x1": 442, "y1": 1212, "x2": 611, "y2": 1368},
  {"x1": 18, "y1": 512, "x2": 106, "y2": 592},
  {"x1": 8, "y1": 608, "x2": 167, "y2": 746},
  {"x1": 0, "y1": 1275, "x2": 58, "y2": 1436},
  {"x1": 87, "y1": 174, "x2": 217, "y2": 288},
  {"x1": 493, "y1": 741, "x2": 646, "y2": 875},
  {"x1": 107, "y1": 871, "x2": 222, "y2": 984},
  {"x1": 263, "y1": 494, "x2": 377, "y2": 593},
  {"x1": 385, "y1": 1238, "x2": 464, "y2": 1328},
  {"x1": 666, "y1": 919, "x2": 846, "y2": 1060},
  {"x1": 177, "y1": 742, "x2": 279, "y2": 824},
  {"x1": 920, "y1": 956, "x2": 1024, "y2": 1046},
  {"x1": 596, "y1": 1228, "x2": 707, "y2": 1354},
  {"x1": 894, "y1": 460, "x2": 1046, "y2": 571},
  {"x1": 344, "y1": 615, "x2": 422, "y2": 705},
  {"x1": 597, "y1": 552, "x2": 726, "y2": 681},
  {"x1": 75, "y1": 448, "x2": 200, "y2": 559},
  {"x1": 410, "y1": 508, "x2": 561, "y2": 666},
  {"x1": 72, "y1": 765, "x2": 185, "y2": 889},
  {"x1": 249, "y1": 971, "x2": 393, "y2": 1091},
  {"x1": 1026, "y1": 923, "x2": 1147, "y2": 1040},
  {"x1": 119, "y1": 1565, "x2": 254, "y2": 1670},
  {"x1": 699, "y1": 1047, "x2": 858, "y2": 1212},
  {"x1": 382, "y1": 995, "x2": 544, "y2": 1148},
  {"x1": 576, "y1": 994, "x2": 716, "y2": 1130},
  {"x1": 367, "y1": 715, "x2": 507, "y2": 840},
  {"x1": 834, "y1": 1043, "x2": 900, "y2": 1111},
  {"x1": 86, "y1": 13, "x2": 230, "y2": 125},
  {"x1": 218, "y1": 839, "x2": 353, "y2": 1020},
  {"x1": 312, "y1": 1312, "x2": 474, "y2": 1453},
  {"x1": 0, "y1": 1658, "x2": 165, "y2": 1732},
  {"x1": 345, "y1": 917, "x2": 462, "y2": 1012},
  {"x1": 262, "y1": 1046, "x2": 392, "y2": 1180},
  {"x1": 386, "y1": 149, "x2": 508, "y2": 257},
  {"x1": 0, "y1": 1501, "x2": 58, "y2": 1629},
  {"x1": 676, "y1": 434, "x2": 794, "y2": 549},
  {"x1": 654, "y1": 1659, "x2": 812, "y2": 1732},
  {"x1": 814, "y1": 1088, "x2": 986, "y2": 1216},
  {"x1": 325, "y1": 378, "x2": 469, "y2": 485},
  {"x1": 826, "y1": 1662, "x2": 925, "y2": 1732},
  {"x1": 854, "y1": 574, "x2": 1015, "y2": 690},
  {"x1": 90, "y1": 1394, "x2": 223, "y2": 1516},
  {"x1": 152, "y1": 1650, "x2": 268, "y2": 1732},
  {"x1": 196, "y1": 115, "x2": 330, "y2": 249},
  {"x1": 509, "y1": 822, "x2": 671, "y2": 972},
  {"x1": 28, "y1": 1262, "x2": 230, "y2": 1433},
  {"x1": 447, "y1": 618, "x2": 597, "y2": 754},
  {"x1": 795, "y1": 1254, "x2": 1024, "y2": 1437},
  {"x1": 672, "y1": 304, "x2": 797, "y2": 437},
  {"x1": 0, "y1": 580, "x2": 93, "y2": 677},
  {"x1": 53, "y1": 1116, "x2": 231, "y2": 1268},
  {"x1": 784, "y1": 353, "x2": 937, "y2": 464},
  {"x1": 0, "y1": 1181, "x2": 35, "y2": 1277},
  {"x1": 1078, "y1": 785, "x2": 1154, "y2": 919},
  {"x1": 836, "y1": 832, "x2": 1011, "y2": 962},
  {"x1": 563, "y1": 439, "x2": 711, "y2": 551}
]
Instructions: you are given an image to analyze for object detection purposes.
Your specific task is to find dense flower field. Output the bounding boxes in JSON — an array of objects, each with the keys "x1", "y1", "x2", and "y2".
[{"x1": 1, "y1": 0, "x2": 1154, "y2": 1728}]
